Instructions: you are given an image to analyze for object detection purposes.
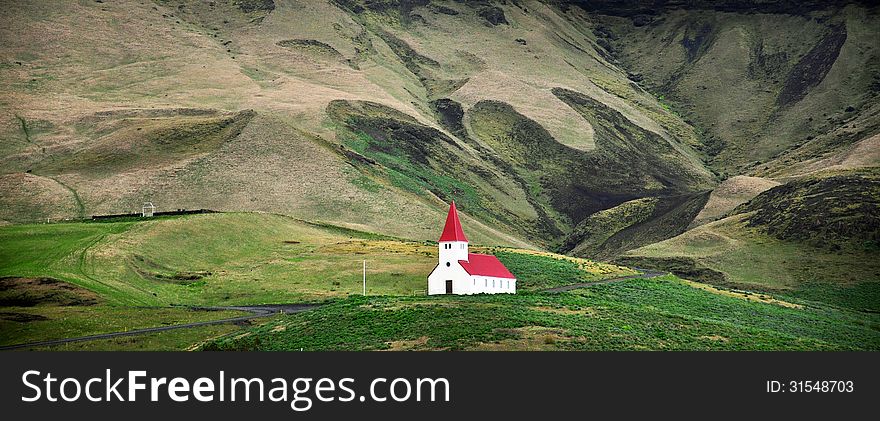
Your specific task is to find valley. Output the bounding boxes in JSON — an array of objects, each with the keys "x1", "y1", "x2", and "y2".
[{"x1": 0, "y1": 0, "x2": 878, "y2": 350}]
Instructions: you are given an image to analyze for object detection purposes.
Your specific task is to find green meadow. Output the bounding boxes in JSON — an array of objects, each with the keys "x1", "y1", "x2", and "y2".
[
  {"x1": 1, "y1": 212, "x2": 877, "y2": 351},
  {"x1": 204, "y1": 276, "x2": 879, "y2": 351}
]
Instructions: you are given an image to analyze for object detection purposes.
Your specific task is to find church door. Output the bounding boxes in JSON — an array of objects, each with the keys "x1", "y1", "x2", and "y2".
[{"x1": 445, "y1": 280, "x2": 453, "y2": 294}]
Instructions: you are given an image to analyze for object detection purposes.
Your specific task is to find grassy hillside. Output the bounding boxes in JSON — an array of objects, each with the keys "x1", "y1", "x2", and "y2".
[
  {"x1": 594, "y1": 3, "x2": 880, "y2": 176},
  {"x1": 0, "y1": 212, "x2": 633, "y2": 305},
  {"x1": 0, "y1": 0, "x2": 720, "y2": 252},
  {"x1": 736, "y1": 168, "x2": 880, "y2": 249},
  {"x1": 0, "y1": 212, "x2": 632, "y2": 348},
  {"x1": 689, "y1": 175, "x2": 780, "y2": 228},
  {"x1": 557, "y1": 192, "x2": 711, "y2": 259},
  {"x1": 203, "y1": 276, "x2": 879, "y2": 351},
  {"x1": 620, "y1": 215, "x2": 880, "y2": 311},
  {"x1": 1, "y1": 213, "x2": 420, "y2": 306},
  {"x1": 620, "y1": 169, "x2": 880, "y2": 311},
  {"x1": 3, "y1": 0, "x2": 875, "y2": 256},
  {"x1": 1, "y1": 213, "x2": 876, "y2": 351}
]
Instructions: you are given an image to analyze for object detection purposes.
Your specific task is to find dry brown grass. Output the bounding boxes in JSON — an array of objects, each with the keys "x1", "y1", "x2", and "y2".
[
  {"x1": 679, "y1": 279, "x2": 803, "y2": 309},
  {"x1": 690, "y1": 176, "x2": 780, "y2": 228},
  {"x1": 530, "y1": 305, "x2": 596, "y2": 316},
  {"x1": 468, "y1": 326, "x2": 574, "y2": 351},
  {"x1": 775, "y1": 133, "x2": 880, "y2": 179},
  {"x1": 383, "y1": 336, "x2": 430, "y2": 351},
  {"x1": 698, "y1": 335, "x2": 729, "y2": 342},
  {"x1": 319, "y1": 240, "x2": 436, "y2": 256},
  {"x1": 0, "y1": 173, "x2": 80, "y2": 223},
  {"x1": 603, "y1": 6, "x2": 880, "y2": 176}
]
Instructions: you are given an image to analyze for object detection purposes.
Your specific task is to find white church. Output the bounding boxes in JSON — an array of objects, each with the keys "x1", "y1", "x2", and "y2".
[{"x1": 427, "y1": 201, "x2": 517, "y2": 295}]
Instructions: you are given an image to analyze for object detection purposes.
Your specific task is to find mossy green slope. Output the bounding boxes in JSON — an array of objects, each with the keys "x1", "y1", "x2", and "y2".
[
  {"x1": 1, "y1": 0, "x2": 724, "y2": 251},
  {"x1": 327, "y1": 93, "x2": 715, "y2": 250},
  {"x1": 203, "y1": 276, "x2": 880, "y2": 351},
  {"x1": 327, "y1": 99, "x2": 560, "y2": 243},
  {"x1": 621, "y1": 169, "x2": 880, "y2": 311},
  {"x1": 594, "y1": 4, "x2": 880, "y2": 176},
  {"x1": 557, "y1": 197, "x2": 659, "y2": 257},
  {"x1": 736, "y1": 168, "x2": 880, "y2": 250}
]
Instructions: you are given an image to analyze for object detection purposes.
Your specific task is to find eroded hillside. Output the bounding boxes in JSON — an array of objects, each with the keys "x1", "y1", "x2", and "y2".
[
  {"x1": 590, "y1": 0, "x2": 880, "y2": 177},
  {"x1": 1, "y1": 0, "x2": 878, "y2": 260}
]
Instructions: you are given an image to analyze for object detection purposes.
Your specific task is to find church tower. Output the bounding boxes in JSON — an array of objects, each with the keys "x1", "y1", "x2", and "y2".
[{"x1": 438, "y1": 201, "x2": 468, "y2": 269}]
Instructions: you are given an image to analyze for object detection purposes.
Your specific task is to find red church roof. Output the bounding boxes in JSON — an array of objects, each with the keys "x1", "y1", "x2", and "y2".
[
  {"x1": 459, "y1": 253, "x2": 516, "y2": 279},
  {"x1": 439, "y1": 201, "x2": 468, "y2": 242}
]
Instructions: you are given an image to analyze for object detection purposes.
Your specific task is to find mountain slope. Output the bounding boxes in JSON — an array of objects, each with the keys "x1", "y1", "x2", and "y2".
[
  {"x1": 619, "y1": 168, "x2": 880, "y2": 311},
  {"x1": 0, "y1": 0, "x2": 717, "y2": 249},
  {"x1": 0, "y1": 1, "x2": 878, "y2": 352},
  {"x1": 0, "y1": 0, "x2": 878, "y2": 261},
  {"x1": 592, "y1": 2, "x2": 880, "y2": 176}
]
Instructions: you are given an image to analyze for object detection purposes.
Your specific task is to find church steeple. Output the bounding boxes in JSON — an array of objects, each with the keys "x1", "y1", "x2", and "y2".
[
  {"x1": 439, "y1": 201, "x2": 468, "y2": 242},
  {"x1": 438, "y1": 201, "x2": 468, "y2": 266}
]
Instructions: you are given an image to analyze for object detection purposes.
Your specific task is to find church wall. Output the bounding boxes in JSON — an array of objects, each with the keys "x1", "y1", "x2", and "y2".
[
  {"x1": 427, "y1": 263, "x2": 470, "y2": 295},
  {"x1": 470, "y1": 275, "x2": 516, "y2": 294}
]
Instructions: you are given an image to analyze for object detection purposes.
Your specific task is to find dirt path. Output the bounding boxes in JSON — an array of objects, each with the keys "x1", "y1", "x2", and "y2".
[
  {"x1": 0, "y1": 304, "x2": 318, "y2": 351},
  {"x1": 540, "y1": 269, "x2": 667, "y2": 293}
]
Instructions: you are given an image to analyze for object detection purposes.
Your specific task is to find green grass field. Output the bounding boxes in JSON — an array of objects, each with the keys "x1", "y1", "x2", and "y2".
[
  {"x1": 0, "y1": 213, "x2": 429, "y2": 306},
  {"x1": 0, "y1": 212, "x2": 634, "y2": 350},
  {"x1": 2, "y1": 212, "x2": 878, "y2": 351},
  {"x1": 203, "y1": 276, "x2": 880, "y2": 351},
  {"x1": 492, "y1": 250, "x2": 636, "y2": 290}
]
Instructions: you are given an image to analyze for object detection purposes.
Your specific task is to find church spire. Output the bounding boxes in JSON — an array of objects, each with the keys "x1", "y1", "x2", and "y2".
[{"x1": 439, "y1": 201, "x2": 468, "y2": 242}]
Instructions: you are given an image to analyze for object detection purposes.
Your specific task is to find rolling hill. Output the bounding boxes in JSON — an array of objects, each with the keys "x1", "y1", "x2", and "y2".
[
  {"x1": 1, "y1": 212, "x2": 876, "y2": 351},
  {"x1": 619, "y1": 168, "x2": 880, "y2": 312},
  {"x1": 0, "y1": 212, "x2": 637, "y2": 348}
]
